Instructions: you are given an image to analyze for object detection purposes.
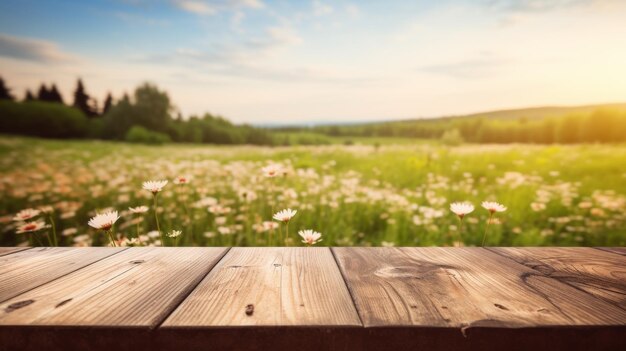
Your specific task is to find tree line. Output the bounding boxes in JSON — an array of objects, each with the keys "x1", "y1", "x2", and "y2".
[
  {"x1": 294, "y1": 108, "x2": 626, "y2": 144},
  {"x1": 0, "y1": 76, "x2": 274, "y2": 145}
]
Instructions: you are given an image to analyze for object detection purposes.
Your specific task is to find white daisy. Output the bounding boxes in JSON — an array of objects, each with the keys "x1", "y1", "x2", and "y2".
[
  {"x1": 273, "y1": 208, "x2": 297, "y2": 222},
  {"x1": 299, "y1": 229, "x2": 322, "y2": 246},
  {"x1": 450, "y1": 202, "x2": 474, "y2": 219},
  {"x1": 262, "y1": 164, "x2": 282, "y2": 178},
  {"x1": 16, "y1": 220, "x2": 48, "y2": 234},
  {"x1": 482, "y1": 201, "x2": 507, "y2": 213},
  {"x1": 88, "y1": 211, "x2": 120, "y2": 231},
  {"x1": 129, "y1": 206, "x2": 149, "y2": 214},
  {"x1": 143, "y1": 180, "x2": 168, "y2": 194},
  {"x1": 173, "y1": 176, "x2": 190, "y2": 185},
  {"x1": 13, "y1": 208, "x2": 41, "y2": 222},
  {"x1": 167, "y1": 230, "x2": 182, "y2": 238}
]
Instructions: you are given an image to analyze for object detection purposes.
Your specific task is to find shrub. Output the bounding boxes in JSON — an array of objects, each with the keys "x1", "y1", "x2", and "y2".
[
  {"x1": 125, "y1": 125, "x2": 171, "y2": 145},
  {"x1": 440, "y1": 128, "x2": 464, "y2": 146},
  {"x1": 0, "y1": 101, "x2": 88, "y2": 138}
]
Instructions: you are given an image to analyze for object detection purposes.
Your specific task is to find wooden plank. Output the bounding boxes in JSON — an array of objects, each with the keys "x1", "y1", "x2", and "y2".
[
  {"x1": 596, "y1": 247, "x2": 626, "y2": 256},
  {"x1": 333, "y1": 247, "x2": 626, "y2": 328},
  {"x1": 0, "y1": 247, "x2": 30, "y2": 257},
  {"x1": 488, "y1": 247, "x2": 626, "y2": 309},
  {"x1": 162, "y1": 247, "x2": 361, "y2": 327},
  {"x1": 0, "y1": 247, "x2": 123, "y2": 303},
  {"x1": 0, "y1": 247, "x2": 227, "y2": 327}
]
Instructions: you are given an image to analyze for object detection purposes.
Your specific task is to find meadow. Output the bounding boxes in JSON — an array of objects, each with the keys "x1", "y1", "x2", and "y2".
[{"x1": 1, "y1": 135, "x2": 625, "y2": 248}]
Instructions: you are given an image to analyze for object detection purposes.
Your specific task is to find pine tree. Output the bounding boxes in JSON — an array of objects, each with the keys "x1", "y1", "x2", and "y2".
[
  {"x1": 24, "y1": 89, "x2": 35, "y2": 101},
  {"x1": 0, "y1": 76, "x2": 15, "y2": 101},
  {"x1": 37, "y1": 84, "x2": 51, "y2": 101},
  {"x1": 49, "y1": 84, "x2": 64, "y2": 104},
  {"x1": 102, "y1": 92, "x2": 113, "y2": 115},
  {"x1": 73, "y1": 78, "x2": 96, "y2": 117}
]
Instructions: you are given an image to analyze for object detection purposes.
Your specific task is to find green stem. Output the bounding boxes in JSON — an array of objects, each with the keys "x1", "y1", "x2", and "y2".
[
  {"x1": 154, "y1": 195, "x2": 165, "y2": 246},
  {"x1": 482, "y1": 212, "x2": 493, "y2": 247},
  {"x1": 33, "y1": 232, "x2": 44, "y2": 246},
  {"x1": 49, "y1": 215, "x2": 58, "y2": 246},
  {"x1": 107, "y1": 229, "x2": 116, "y2": 247},
  {"x1": 285, "y1": 222, "x2": 289, "y2": 247},
  {"x1": 457, "y1": 216, "x2": 464, "y2": 246}
]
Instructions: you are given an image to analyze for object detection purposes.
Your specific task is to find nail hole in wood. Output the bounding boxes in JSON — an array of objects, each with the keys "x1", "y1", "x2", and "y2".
[
  {"x1": 494, "y1": 303, "x2": 509, "y2": 311},
  {"x1": 130, "y1": 260, "x2": 145, "y2": 264},
  {"x1": 245, "y1": 304, "x2": 254, "y2": 316},
  {"x1": 6, "y1": 300, "x2": 35, "y2": 313},
  {"x1": 55, "y1": 298, "x2": 72, "y2": 308}
]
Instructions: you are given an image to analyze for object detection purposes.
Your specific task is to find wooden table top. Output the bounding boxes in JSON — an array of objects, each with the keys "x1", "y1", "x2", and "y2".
[{"x1": 0, "y1": 247, "x2": 625, "y2": 351}]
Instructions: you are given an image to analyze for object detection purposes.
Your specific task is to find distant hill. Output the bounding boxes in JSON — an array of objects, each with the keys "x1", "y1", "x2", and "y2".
[
  {"x1": 441, "y1": 102, "x2": 626, "y2": 121},
  {"x1": 288, "y1": 102, "x2": 626, "y2": 144}
]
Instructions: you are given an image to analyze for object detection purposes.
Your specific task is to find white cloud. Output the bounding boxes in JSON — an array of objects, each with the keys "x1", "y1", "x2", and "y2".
[
  {"x1": 0, "y1": 34, "x2": 78, "y2": 64},
  {"x1": 312, "y1": 1, "x2": 333, "y2": 16},
  {"x1": 174, "y1": 0, "x2": 216, "y2": 16},
  {"x1": 173, "y1": 0, "x2": 264, "y2": 16}
]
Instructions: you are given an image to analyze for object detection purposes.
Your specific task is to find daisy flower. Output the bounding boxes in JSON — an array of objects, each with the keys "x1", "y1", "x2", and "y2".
[
  {"x1": 273, "y1": 208, "x2": 297, "y2": 222},
  {"x1": 482, "y1": 201, "x2": 507, "y2": 214},
  {"x1": 173, "y1": 176, "x2": 190, "y2": 185},
  {"x1": 129, "y1": 206, "x2": 149, "y2": 214},
  {"x1": 299, "y1": 229, "x2": 322, "y2": 246},
  {"x1": 13, "y1": 208, "x2": 41, "y2": 222},
  {"x1": 262, "y1": 164, "x2": 282, "y2": 178},
  {"x1": 450, "y1": 202, "x2": 474, "y2": 219},
  {"x1": 88, "y1": 211, "x2": 120, "y2": 231},
  {"x1": 167, "y1": 230, "x2": 182, "y2": 238},
  {"x1": 16, "y1": 220, "x2": 48, "y2": 234},
  {"x1": 143, "y1": 180, "x2": 168, "y2": 194}
]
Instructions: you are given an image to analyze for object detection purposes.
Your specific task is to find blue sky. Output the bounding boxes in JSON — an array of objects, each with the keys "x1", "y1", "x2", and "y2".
[{"x1": 1, "y1": 0, "x2": 626, "y2": 123}]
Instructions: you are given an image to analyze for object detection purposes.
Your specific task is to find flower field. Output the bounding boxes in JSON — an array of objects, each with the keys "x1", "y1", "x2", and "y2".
[{"x1": 1, "y1": 136, "x2": 625, "y2": 247}]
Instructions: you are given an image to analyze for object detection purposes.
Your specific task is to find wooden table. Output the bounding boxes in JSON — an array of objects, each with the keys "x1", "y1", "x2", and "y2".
[{"x1": 0, "y1": 247, "x2": 625, "y2": 351}]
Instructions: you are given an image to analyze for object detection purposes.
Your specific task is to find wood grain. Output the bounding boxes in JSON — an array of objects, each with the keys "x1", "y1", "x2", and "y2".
[
  {"x1": 0, "y1": 247, "x2": 123, "y2": 303},
  {"x1": 0, "y1": 247, "x2": 30, "y2": 257},
  {"x1": 596, "y1": 247, "x2": 626, "y2": 256},
  {"x1": 0, "y1": 247, "x2": 227, "y2": 327},
  {"x1": 333, "y1": 247, "x2": 626, "y2": 328},
  {"x1": 162, "y1": 247, "x2": 361, "y2": 327},
  {"x1": 489, "y1": 247, "x2": 626, "y2": 309}
]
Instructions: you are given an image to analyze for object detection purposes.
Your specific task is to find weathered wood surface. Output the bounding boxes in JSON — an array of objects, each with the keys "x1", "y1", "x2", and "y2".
[
  {"x1": 596, "y1": 247, "x2": 626, "y2": 256},
  {"x1": 0, "y1": 247, "x2": 29, "y2": 257},
  {"x1": 489, "y1": 247, "x2": 626, "y2": 308},
  {"x1": 333, "y1": 247, "x2": 626, "y2": 327},
  {"x1": 163, "y1": 247, "x2": 360, "y2": 327},
  {"x1": 0, "y1": 247, "x2": 123, "y2": 303},
  {"x1": 0, "y1": 246, "x2": 624, "y2": 351},
  {"x1": 0, "y1": 247, "x2": 227, "y2": 327}
]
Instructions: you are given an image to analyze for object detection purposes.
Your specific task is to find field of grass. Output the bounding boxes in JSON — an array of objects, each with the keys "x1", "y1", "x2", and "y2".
[{"x1": 1, "y1": 136, "x2": 625, "y2": 247}]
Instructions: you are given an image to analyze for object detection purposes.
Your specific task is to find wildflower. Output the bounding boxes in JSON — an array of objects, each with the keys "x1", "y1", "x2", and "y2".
[
  {"x1": 481, "y1": 201, "x2": 506, "y2": 246},
  {"x1": 167, "y1": 230, "x2": 182, "y2": 238},
  {"x1": 482, "y1": 201, "x2": 507, "y2": 214},
  {"x1": 530, "y1": 202, "x2": 546, "y2": 212},
  {"x1": 173, "y1": 176, "x2": 190, "y2": 185},
  {"x1": 262, "y1": 164, "x2": 282, "y2": 178},
  {"x1": 273, "y1": 208, "x2": 297, "y2": 222},
  {"x1": 299, "y1": 229, "x2": 322, "y2": 246},
  {"x1": 129, "y1": 206, "x2": 149, "y2": 214},
  {"x1": 143, "y1": 180, "x2": 168, "y2": 194},
  {"x1": 16, "y1": 220, "x2": 47, "y2": 234},
  {"x1": 143, "y1": 180, "x2": 167, "y2": 245},
  {"x1": 450, "y1": 202, "x2": 474, "y2": 219},
  {"x1": 88, "y1": 211, "x2": 120, "y2": 231},
  {"x1": 39, "y1": 206, "x2": 54, "y2": 214},
  {"x1": 13, "y1": 208, "x2": 41, "y2": 222}
]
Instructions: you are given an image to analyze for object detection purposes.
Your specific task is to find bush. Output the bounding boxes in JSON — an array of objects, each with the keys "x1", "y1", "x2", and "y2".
[
  {"x1": 125, "y1": 125, "x2": 171, "y2": 145},
  {"x1": 440, "y1": 128, "x2": 464, "y2": 146},
  {"x1": 0, "y1": 101, "x2": 88, "y2": 138}
]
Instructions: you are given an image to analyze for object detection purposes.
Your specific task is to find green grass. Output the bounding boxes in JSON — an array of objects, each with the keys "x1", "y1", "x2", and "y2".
[{"x1": 1, "y1": 136, "x2": 625, "y2": 247}]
